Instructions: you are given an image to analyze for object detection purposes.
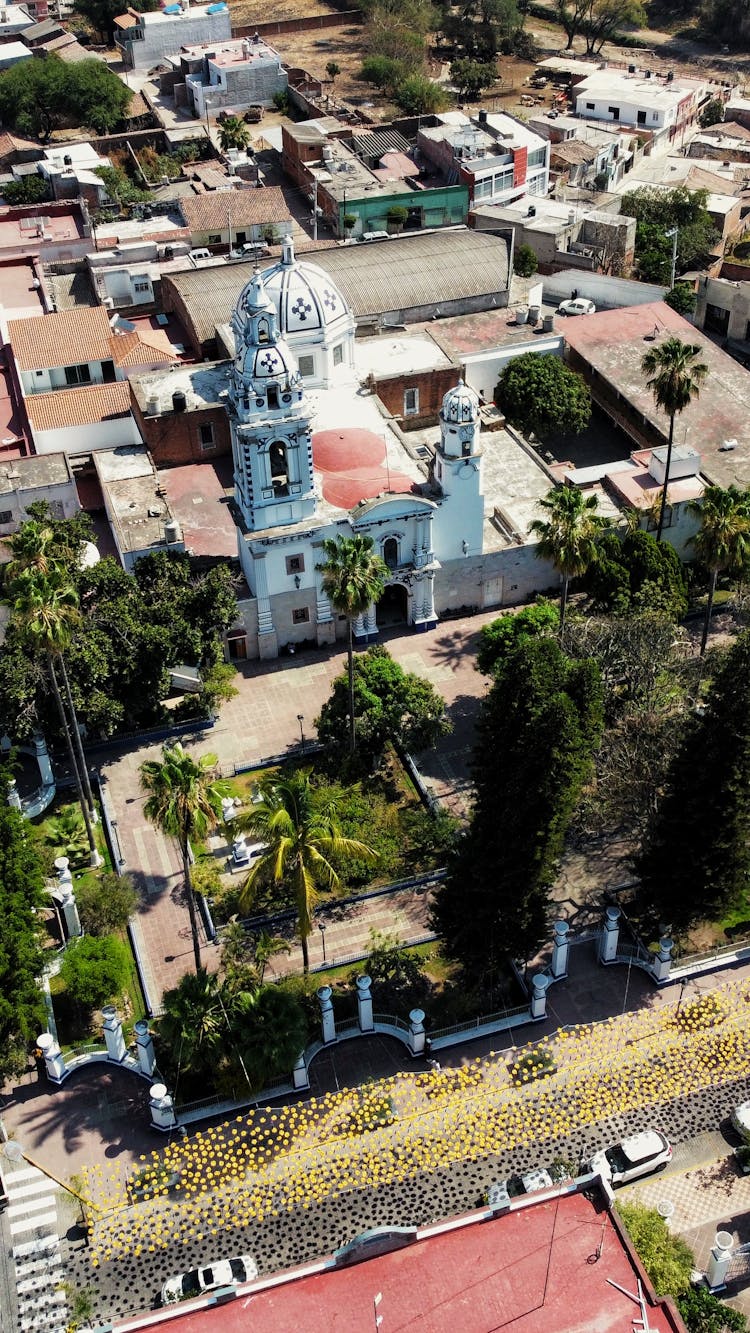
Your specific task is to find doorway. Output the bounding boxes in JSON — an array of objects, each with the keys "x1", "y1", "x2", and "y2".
[{"x1": 378, "y1": 583, "x2": 409, "y2": 627}]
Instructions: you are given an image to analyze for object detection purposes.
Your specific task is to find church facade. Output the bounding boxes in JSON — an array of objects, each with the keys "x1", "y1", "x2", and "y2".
[{"x1": 225, "y1": 239, "x2": 548, "y2": 661}]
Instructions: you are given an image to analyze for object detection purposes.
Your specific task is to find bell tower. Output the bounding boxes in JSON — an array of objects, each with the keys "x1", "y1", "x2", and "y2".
[
  {"x1": 432, "y1": 380, "x2": 484, "y2": 563},
  {"x1": 229, "y1": 271, "x2": 315, "y2": 534}
]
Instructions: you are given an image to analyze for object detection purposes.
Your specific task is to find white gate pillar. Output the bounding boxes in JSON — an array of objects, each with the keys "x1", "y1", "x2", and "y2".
[
  {"x1": 707, "y1": 1231, "x2": 734, "y2": 1291},
  {"x1": 408, "y1": 1008, "x2": 426, "y2": 1057},
  {"x1": 357, "y1": 974, "x2": 374, "y2": 1033},
  {"x1": 134, "y1": 1019, "x2": 156, "y2": 1076},
  {"x1": 37, "y1": 1033, "x2": 67, "y2": 1084},
  {"x1": 102, "y1": 1005, "x2": 126, "y2": 1063},
  {"x1": 530, "y1": 973, "x2": 551, "y2": 1021},
  {"x1": 292, "y1": 1052, "x2": 309, "y2": 1091},
  {"x1": 651, "y1": 937, "x2": 674, "y2": 985},
  {"x1": 599, "y1": 906, "x2": 621, "y2": 964},
  {"x1": 317, "y1": 985, "x2": 336, "y2": 1045},
  {"x1": 149, "y1": 1083, "x2": 177, "y2": 1132},
  {"x1": 59, "y1": 883, "x2": 82, "y2": 940},
  {"x1": 551, "y1": 920, "x2": 570, "y2": 979}
]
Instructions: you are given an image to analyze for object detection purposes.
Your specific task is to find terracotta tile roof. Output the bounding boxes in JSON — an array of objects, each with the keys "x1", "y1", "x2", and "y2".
[
  {"x1": 25, "y1": 381, "x2": 132, "y2": 431},
  {"x1": 179, "y1": 187, "x2": 291, "y2": 233},
  {"x1": 114, "y1": 11, "x2": 139, "y2": 26},
  {"x1": 9, "y1": 307, "x2": 112, "y2": 372},
  {"x1": 112, "y1": 330, "x2": 180, "y2": 366}
]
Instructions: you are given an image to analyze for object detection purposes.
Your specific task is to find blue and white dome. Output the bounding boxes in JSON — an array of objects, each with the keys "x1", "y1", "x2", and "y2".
[{"x1": 441, "y1": 379, "x2": 480, "y2": 425}]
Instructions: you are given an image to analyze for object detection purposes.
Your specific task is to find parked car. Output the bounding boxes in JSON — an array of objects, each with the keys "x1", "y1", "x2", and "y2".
[
  {"x1": 731, "y1": 1101, "x2": 750, "y2": 1141},
  {"x1": 161, "y1": 1254, "x2": 257, "y2": 1305},
  {"x1": 488, "y1": 1167, "x2": 553, "y2": 1209},
  {"x1": 558, "y1": 297, "x2": 596, "y2": 316},
  {"x1": 588, "y1": 1131, "x2": 671, "y2": 1186},
  {"x1": 228, "y1": 243, "x2": 272, "y2": 261},
  {"x1": 188, "y1": 248, "x2": 213, "y2": 266}
]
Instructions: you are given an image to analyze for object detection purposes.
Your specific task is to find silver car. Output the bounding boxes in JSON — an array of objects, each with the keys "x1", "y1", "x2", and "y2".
[
  {"x1": 161, "y1": 1253, "x2": 257, "y2": 1304},
  {"x1": 589, "y1": 1130, "x2": 672, "y2": 1186}
]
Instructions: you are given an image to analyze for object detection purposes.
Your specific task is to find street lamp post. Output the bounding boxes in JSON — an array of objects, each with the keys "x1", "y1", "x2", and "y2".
[
  {"x1": 297, "y1": 713, "x2": 305, "y2": 752},
  {"x1": 665, "y1": 226, "x2": 678, "y2": 290},
  {"x1": 320, "y1": 921, "x2": 327, "y2": 962}
]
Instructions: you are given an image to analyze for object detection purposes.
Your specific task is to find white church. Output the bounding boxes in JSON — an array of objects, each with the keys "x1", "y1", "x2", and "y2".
[{"x1": 225, "y1": 239, "x2": 551, "y2": 660}]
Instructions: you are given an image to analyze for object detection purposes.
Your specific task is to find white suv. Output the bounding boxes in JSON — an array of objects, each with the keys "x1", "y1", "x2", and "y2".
[{"x1": 589, "y1": 1131, "x2": 672, "y2": 1186}]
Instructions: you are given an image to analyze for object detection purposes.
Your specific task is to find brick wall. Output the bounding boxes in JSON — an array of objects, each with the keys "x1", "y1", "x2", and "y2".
[
  {"x1": 131, "y1": 401, "x2": 232, "y2": 466},
  {"x1": 375, "y1": 366, "x2": 459, "y2": 430}
]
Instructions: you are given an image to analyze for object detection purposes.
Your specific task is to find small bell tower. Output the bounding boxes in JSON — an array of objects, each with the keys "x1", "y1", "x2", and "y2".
[{"x1": 433, "y1": 379, "x2": 484, "y2": 562}]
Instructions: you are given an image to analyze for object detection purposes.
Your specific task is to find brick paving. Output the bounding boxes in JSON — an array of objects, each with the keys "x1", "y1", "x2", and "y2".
[{"x1": 98, "y1": 613, "x2": 499, "y2": 1005}]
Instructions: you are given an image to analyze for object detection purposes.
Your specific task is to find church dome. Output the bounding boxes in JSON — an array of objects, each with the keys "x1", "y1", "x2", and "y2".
[
  {"x1": 258, "y1": 238, "x2": 351, "y2": 335},
  {"x1": 441, "y1": 379, "x2": 480, "y2": 425},
  {"x1": 235, "y1": 337, "x2": 299, "y2": 385}
]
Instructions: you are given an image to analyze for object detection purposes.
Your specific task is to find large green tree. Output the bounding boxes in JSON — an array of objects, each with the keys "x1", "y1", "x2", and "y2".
[
  {"x1": 689, "y1": 485, "x2": 750, "y2": 656},
  {"x1": 530, "y1": 486, "x2": 608, "y2": 635},
  {"x1": 317, "y1": 535, "x2": 388, "y2": 756},
  {"x1": 620, "y1": 187, "x2": 718, "y2": 284},
  {"x1": 141, "y1": 743, "x2": 224, "y2": 974},
  {"x1": 0, "y1": 801, "x2": 47, "y2": 1083},
  {"x1": 316, "y1": 645, "x2": 450, "y2": 769},
  {"x1": 58, "y1": 935, "x2": 130, "y2": 1011},
  {"x1": 73, "y1": 0, "x2": 158, "y2": 43},
  {"x1": 641, "y1": 336, "x2": 708, "y2": 542},
  {"x1": 476, "y1": 601, "x2": 559, "y2": 676},
  {"x1": 636, "y1": 631, "x2": 750, "y2": 932},
  {"x1": 586, "y1": 528, "x2": 688, "y2": 620},
  {"x1": 0, "y1": 56, "x2": 132, "y2": 140},
  {"x1": 432, "y1": 637, "x2": 603, "y2": 970},
  {"x1": 236, "y1": 770, "x2": 376, "y2": 972},
  {"x1": 495, "y1": 353, "x2": 591, "y2": 441}
]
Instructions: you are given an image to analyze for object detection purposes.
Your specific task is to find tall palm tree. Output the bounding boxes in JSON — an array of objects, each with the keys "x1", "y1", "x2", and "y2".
[
  {"x1": 140, "y1": 743, "x2": 224, "y2": 974},
  {"x1": 10, "y1": 569, "x2": 99, "y2": 864},
  {"x1": 236, "y1": 770, "x2": 376, "y2": 972},
  {"x1": 641, "y1": 336, "x2": 709, "y2": 543},
  {"x1": 157, "y1": 968, "x2": 226, "y2": 1084},
  {"x1": 689, "y1": 484, "x2": 750, "y2": 656},
  {"x1": 317, "y1": 534, "x2": 388, "y2": 754},
  {"x1": 529, "y1": 486, "x2": 607, "y2": 636},
  {"x1": 4, "y1": 519, "x2": 56, "y2": 581}
]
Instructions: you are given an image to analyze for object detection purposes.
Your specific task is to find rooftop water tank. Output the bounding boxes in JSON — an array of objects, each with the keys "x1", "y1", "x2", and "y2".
[{"x1": 172, "y1": 389, "x2": 187, "y2": 413}]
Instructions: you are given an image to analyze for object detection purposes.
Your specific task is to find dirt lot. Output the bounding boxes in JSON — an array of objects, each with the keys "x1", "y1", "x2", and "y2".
[{"x1": 229, "y1": 0, "x2": 335, "y2": 25}]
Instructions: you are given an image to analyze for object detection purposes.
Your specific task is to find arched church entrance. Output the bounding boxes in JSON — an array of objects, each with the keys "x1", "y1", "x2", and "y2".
[{"x1": 378, "y1": 583, "x2": 409, "y2": 627}]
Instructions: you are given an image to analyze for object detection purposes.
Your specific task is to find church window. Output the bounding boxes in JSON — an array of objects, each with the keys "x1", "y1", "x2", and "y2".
[
  {"x1": 383, "y1": 537, "x2": 399, "y2": 570},
  {"x1": 333, "y1": 343, "x2": 344, "y2": 367},
  {"x1": 268, "y1": 385, "x2": 279, "y2": 410},
  {"x1": 292, "y1": 607, "x2": 310, "y2": 624},
  {"x1": 257, "y1": 318, "x2": 270, "y2": 344},
  {"x1": 462, "y1": 436, "x2": 472, "y2": 457},
  {"x1": 404, "y1": 387, "x2": 419, "y2": 416},
  {"x1": 298, "y1": 355, "x2": 315, "y2": 378},
  {"x1": 270, "y1": 441, "x2": 289, "y2": 496},
  {"x1": 286, "y1": 554, "x2": 305, "y2": 575}
]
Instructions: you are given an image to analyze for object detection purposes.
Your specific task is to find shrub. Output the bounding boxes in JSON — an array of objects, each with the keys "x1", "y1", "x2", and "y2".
[
  {"x1": 513, "y1": 243, "x2": 538, "y2": 277},
  {"x1": 76, "y1": 872, "x2": 138, "y2": 936},
  {"x1": 665, "y1": 282, "x2": 697, "y2": 316},
  {"x1": 476, "y1": 601, "x2": 558, "y2": 676},
  {"x1": 58, "y1": 935, "x2": 130, "y2": 1011},
  {"x1": 360, "y1": 55, "x2": 405, "y2": 91},
  {"x1": 394, "y1": 74, "x2": 449, "y2": 115},
  {"x1": 677, "y1": 1285, "x2": 746, "y2": 1331},
  {"x1": 618, "y1": 1202, "x2": 694, "y2": 1297},
  {"x1": 3, "y1": 176, "x2": 52, "y2": 206}
]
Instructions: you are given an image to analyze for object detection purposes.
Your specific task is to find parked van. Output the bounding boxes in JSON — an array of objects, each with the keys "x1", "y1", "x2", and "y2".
[{"x1": 189, "y1": 249, "x2": 212, "y2": 266}]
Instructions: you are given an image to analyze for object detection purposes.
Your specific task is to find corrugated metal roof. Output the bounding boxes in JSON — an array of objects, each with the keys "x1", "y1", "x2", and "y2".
[
  {"x1": 163, "y1": 229, "x2": 510, "y2": 345},
  {"x1": 350, "y1": 129, "x2": 412, "y2": 159}
]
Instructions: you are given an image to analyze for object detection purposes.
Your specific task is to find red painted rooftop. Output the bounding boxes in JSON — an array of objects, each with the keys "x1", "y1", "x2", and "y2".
[
  {"x1": 115, "y1": 1188, "x2": 685, "y2": 1333},
  {"x1": 313, "y1": 427, "x2": 418, "y2": 510}
]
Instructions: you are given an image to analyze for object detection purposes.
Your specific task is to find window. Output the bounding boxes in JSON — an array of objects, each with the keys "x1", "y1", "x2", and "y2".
[
  {"x1": 292, "y1": 607, "x2": 310, "y2": 624},
  {"x1": 586, "y1": 102, "x2": 595, "y2": 110},
  {"x1": 637, "y1": 110, "x2": 646, "y2": 125},
  {"x1": 267, "y1": 385, "x2": 279, "y2": 410},
  {"x1": 528, "y1": 146, "x2": 546, "y2": 168},
  {"x1": 298, "y1": 354, "x2": 315, "y2": 378},
  {"x1": 333, "y1": 343, "x2": 344, "y2": 366},
  {"x1": 270, "y1": 441, "x2": 289, "y2": 497},
  {"x1": 0, "y1": 509, "x2": 13, "y2": 524},
  {"x1": 257, "y1": 317, "x2": 270, "y2": 344},
  {"x1": 199, "y1": 422, "x2": 215, "y2": 451},
  {"x1": 64, "y1": 363, "x2": 92, "y2": 386},
  {"x1": 492, "y1": 168, "x2": 514, "y2": 195},
  {"x1": 286, "y1": 554, "x2": 305, "y2": 575},
  {"x1": 403, "y1": 387, "x2": 419, "y2": 416},
  {"x1": 383, "y1": 537, "x2": 399, "y2": 569},
  {"x1": 35, "y1": 370, "x2": 44, "y2": 377},
  {"x1": 608, "y1": 106, "x2": 620, "y2": 120},
  {"x1": 133, "y1": 280, "x2": 151, "y2": 294},
  {"x1": 208, "y1": 234, "x2": 221, "y2": 245},
  {"x1": 651, "y1": 112, "x2": 659, "y2": 122}
]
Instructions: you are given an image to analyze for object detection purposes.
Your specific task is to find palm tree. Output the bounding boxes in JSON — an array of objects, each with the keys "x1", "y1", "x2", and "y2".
[
  {"x1": 689, "y1": 484, "x2": 750, "y2": 656},
  {"x1": 529, "y1": 486, "x2": 608, "y2": 636},
  {"x1": 317, "y1": 534, "x2": 388, "y2": 754},
  {"x1": 156, "y1": 969, "x2": 226, "y2": 1084},
  {"x1": 217, "y1": 115, "x2": 251, "y2": 154},
  {"x1": 10, "y1": 569, "x2": 99, "y2": 864},
  {"x1": 140, "y1": 743, "x2": 224, "y2": 974},
  {"x1": 641, "y1": 336, "x2": 709, "y2": 543},
  {"x1": 235, "y1": 770, "x2": 376, "y2": 972},
  {"x1": 4, "y1": 519, "x2": 56, "y2": 581}
]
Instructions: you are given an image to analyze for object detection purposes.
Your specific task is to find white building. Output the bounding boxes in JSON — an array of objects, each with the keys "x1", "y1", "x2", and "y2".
[
  {"x1": 0, "y1": 453, "x2": 79, "y2": 537},
  {"x1": 114, "y1": 2, "x2": 232, "y2": 72},
  {"x1": 177, "y1": 35, "x2": 287, "y2": 118},
  {"x1": 573, "y1": 70, "x2": 711, "y2": 153},
  {"x1": 418, "y1": 112, "x2": 550, "y2": 207}
]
